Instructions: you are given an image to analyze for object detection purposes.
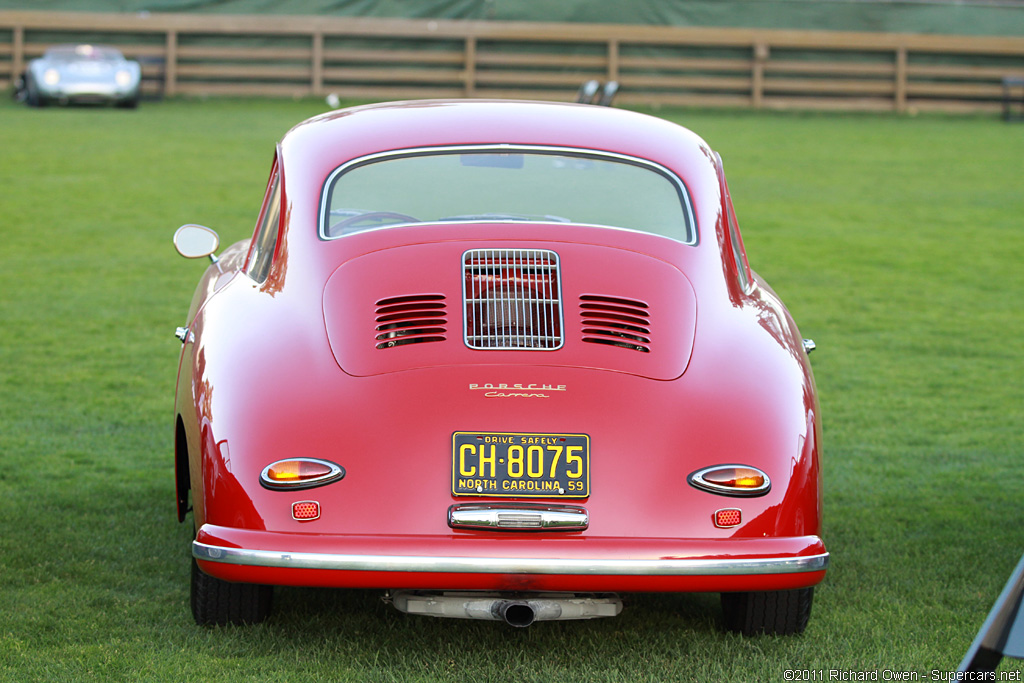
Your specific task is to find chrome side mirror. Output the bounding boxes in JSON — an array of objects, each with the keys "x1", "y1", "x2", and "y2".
[{"x1": 173, "y1": 224, "x2": 220, "y2": 262}]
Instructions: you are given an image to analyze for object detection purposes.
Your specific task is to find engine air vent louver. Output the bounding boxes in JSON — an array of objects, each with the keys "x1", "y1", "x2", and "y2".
[
  {"x1": 463, "y1": 249, "x2": 563, "y2": 350},
  {"x1": 375, "y1": 294, "x2": 447, "y2": 349},
  {"x1": 580, "y1": 295, "x2": 651, "y2": 353}
]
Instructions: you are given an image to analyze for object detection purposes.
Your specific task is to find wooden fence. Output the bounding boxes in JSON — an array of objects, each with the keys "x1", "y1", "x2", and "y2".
[{"x1": 2, "y1": 10, "x2": 1023, "y2": 113}]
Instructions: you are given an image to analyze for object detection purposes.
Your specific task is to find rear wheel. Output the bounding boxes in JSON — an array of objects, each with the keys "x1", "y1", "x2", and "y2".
[
  {"x1": 25, "y1": 78, "x2": 45, "y2": 107},
  {"x1": 190, "y1": 553, "x2": 273, "y2": 625},
  {"x1": 720, "y1": 587, "x2": 814, "y2": 636},
  {"x1": 116, "y1": 95, "x2": 139, "y2": 109}
]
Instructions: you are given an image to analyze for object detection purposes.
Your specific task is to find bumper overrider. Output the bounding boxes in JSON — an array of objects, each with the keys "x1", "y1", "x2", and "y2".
[{"x1": 193, "y1": 525, "x2": 828, "y2": 593}]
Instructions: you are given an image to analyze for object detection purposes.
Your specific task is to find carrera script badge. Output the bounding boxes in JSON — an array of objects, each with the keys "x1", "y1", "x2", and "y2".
[{"x1": 469, "y1": 383, "x2": 567, "y2": 398}]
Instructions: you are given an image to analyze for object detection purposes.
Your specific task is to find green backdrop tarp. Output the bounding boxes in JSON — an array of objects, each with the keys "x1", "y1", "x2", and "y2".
[{"x1": 1, "y1": 0, "x2": 1023, "y2": 36}]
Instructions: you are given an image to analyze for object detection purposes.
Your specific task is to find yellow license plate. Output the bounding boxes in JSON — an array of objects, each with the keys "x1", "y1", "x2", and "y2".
[{"x1": 452, "y1": 432, "x2": 590, "y2": 498}]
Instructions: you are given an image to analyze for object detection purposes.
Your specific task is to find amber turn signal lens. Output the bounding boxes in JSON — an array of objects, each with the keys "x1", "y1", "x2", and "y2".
[
  {"x1": 260, "y1": 458, "x2": 345, "y2": 490},
  {"x1": 688, "y1": 465, "x2": 771, "y2": 496},
  {"x1": 705, "y1": 467, "x2": 764, "y2": 489},
  {"x1": 268, "y1": 460, "x2": 330, "y2": 482}
]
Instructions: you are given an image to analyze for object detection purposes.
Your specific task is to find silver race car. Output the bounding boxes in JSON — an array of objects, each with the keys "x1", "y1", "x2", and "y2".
[{"x1": 21, "y1": 44, "x2": 141, "y2": 108}]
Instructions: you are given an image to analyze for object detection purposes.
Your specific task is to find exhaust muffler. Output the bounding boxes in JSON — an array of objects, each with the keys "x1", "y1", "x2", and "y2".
[{"x1": 386, "y1": 590, "x2": 622, "y2": 626}]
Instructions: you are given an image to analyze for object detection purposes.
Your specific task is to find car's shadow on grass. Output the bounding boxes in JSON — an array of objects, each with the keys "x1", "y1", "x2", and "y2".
[
  {"x1": 230, "y1": 586, "x2": 732, "y2": 678},
  {"x1": 266, "y1": 585, "x2": 725, "y2": 641}
]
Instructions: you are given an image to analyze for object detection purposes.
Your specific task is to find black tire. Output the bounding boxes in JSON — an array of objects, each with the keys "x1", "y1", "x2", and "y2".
[
  {"x1": 720, "y1": 587, "x2": 814, "y2": 636},
  {"x1": 190, "y1": 556, "x2": 273, "y2": 626},
  {"x1": 115, "y1": 95, "x2": 139, "y2": 109},
  {"x1": 25, "y1": 77, "x2": 45, "y2": 107}
]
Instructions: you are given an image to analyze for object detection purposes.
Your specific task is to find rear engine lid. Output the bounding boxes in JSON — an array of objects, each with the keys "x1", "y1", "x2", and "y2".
[{"x1": 323, "y1": 241, "x2": 696, "y2": 380}]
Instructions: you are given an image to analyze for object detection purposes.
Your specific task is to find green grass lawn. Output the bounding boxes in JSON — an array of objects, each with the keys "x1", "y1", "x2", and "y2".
[{"x1": 1, "y1": 95, "x2": 1022, "y2": 682}]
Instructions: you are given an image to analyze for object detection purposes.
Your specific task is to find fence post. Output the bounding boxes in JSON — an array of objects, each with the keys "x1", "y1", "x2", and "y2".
[
  {"x1": 12, "y1": 23, "x2": 23, "y2": 83},
  {"x1": 895, "y1": 45, "x2": 908, "y2": 113},
  {"x1": 752, "y1": 42, "x2": 768, "y2": 109},
  {"x1": 312, "y1": 30, "x2": 323, "y2": 95},
  {"x1": 464, "y1": 34, "x2": 476, "y2": 98},
  {"x1": 164, "y1": 29, "x2": 177, "y2": 97},
  {"x1": 607, "y1": 37, "x2": 619, "y2": 83}
]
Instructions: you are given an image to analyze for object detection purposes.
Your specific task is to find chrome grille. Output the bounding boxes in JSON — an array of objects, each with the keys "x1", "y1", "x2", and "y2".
[
  {"x1": 580, "y1": 295, "x2": 651, "y2": 353},
  {"x1": 375, "y1": 294, "x2": 447, "y2": 349},
  {"x1": 463, "y1": 249, "x2": 563, "y2": 350}
]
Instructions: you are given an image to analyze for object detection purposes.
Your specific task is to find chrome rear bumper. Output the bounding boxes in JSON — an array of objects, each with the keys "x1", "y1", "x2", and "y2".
[{"x1": 193, "y1": 540, "x2": 828, "y2": 576}]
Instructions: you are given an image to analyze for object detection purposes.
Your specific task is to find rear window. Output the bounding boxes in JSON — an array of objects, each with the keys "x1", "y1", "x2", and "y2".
[{"x1": 321, "y1": 146, "x2": 695, "y2": 244}]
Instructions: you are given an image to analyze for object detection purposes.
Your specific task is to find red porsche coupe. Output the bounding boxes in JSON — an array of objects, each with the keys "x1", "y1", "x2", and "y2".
[{"x1": 173, "y1": 99, "x2": 827, "y2": 634}]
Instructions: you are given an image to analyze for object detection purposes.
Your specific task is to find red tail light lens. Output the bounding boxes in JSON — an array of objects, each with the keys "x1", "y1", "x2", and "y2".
[
  {"x1": 260, "y1": 458, "x2": 345, "y2": 490},
  {"x1": 688, "y1": 465, "x2": 771, "y2": 496}
]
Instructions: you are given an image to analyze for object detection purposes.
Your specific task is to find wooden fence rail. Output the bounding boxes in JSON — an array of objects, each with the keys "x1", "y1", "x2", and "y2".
[{"x1": 2, "y1": 10, "x2": 1023, "y2": 113}]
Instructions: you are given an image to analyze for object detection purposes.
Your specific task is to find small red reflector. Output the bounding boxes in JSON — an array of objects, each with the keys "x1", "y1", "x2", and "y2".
[
  {"x1": 292, "y1": 501, "x2": 320, "y2": 521},
  {"x1": 714, "y1": 508, "x2": 742, "y2": 528}
]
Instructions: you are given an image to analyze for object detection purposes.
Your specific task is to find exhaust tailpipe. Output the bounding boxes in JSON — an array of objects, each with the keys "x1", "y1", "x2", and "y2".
[{"x1": 495, "y1": 601, "x2": 535, "y2": 628}]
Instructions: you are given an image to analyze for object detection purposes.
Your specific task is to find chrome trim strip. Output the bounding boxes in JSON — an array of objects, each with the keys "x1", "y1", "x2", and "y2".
[
  {"x1": 448, "y1": 503, "x2": 589, "y2": 531},
  {"x1": 194, "y1": 541, "x2": 828, "y2": 576}
]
